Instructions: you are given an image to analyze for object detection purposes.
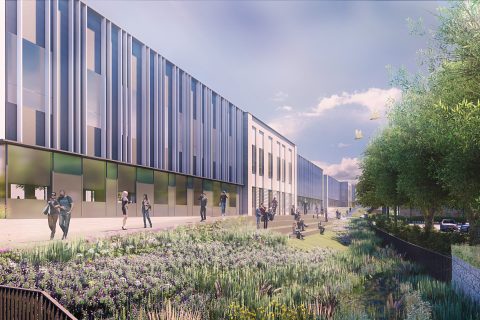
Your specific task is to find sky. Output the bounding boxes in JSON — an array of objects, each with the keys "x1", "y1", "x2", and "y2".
[{"x1": 86, "y1": 0, "x2": 446, "y2": 183}]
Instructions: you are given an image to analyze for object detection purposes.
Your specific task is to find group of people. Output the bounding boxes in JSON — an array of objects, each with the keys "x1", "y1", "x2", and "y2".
[
  {"x1": 44, "y1": 190, "x2": 74, "y2": 240},
  {"x1": 121, "y1": 192, "x2": 153, "y2": 230},
  {"x1": 255, "y1": 197, "x2": 278, "y2": 229},
  {"x1": 197, "y1": 190, "x2": 229, "y2": 222},
  {"x1": 45, "y1": 190, "x2": 154, "y2": 240}
]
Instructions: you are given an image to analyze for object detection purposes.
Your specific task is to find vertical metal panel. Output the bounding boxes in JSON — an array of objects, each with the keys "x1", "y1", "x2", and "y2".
[
  {"x1": 0, "y1": 0, "x2": 5, "y2": 139},
  {"x1": 101, "y1": 17, "x2": 107, "y2": 158},
  {"x1": 80, "y1": 2, "x2": 87, "y2": 154},
  {"x1": 68, "y1": 0, "x2": 74, "y2": 151},
  {"x1": 142, "y1": 46, "x2": 148, "y2": 166},
  {"x1": 161, "y1": 57, "x2": 167, "y2": 170},
  {"x1": 145, "y1": 47, "x2": 150, "y2": 167},
  {"x1": 74, "y1": 0, "x2": 81, "y2": 153},
  {"x1": 127, "y1": 34, "x2": 132, "y2": 163},
  {"x1": 106, "y1": 20, "x2": 112, "y2": 158},
  {"x1": 120, "y1": 30, "x2": 126, "y2": 161},
  {"x1": 52, "y1": 0, "x2": 59, "y2": 149},
  {"x1": 16, "y1": 0, "x2": 23, "y2": 142},
  {"x1": 153, "y1": 53, "x2": 159, "y2": 168},
  {"x1": 45, "y1": 0, "x2": 52, "y2": 147}
]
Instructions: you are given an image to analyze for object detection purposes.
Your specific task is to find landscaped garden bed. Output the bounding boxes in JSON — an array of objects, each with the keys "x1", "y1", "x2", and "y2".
[{"x1": 0, "y1": 218, "x2": 478, "y2": 319}]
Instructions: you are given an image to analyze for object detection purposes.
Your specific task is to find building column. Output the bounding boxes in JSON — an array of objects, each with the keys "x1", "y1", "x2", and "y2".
[{"x1": 16, "y1": 0, "x2": 23, "y2": 142}]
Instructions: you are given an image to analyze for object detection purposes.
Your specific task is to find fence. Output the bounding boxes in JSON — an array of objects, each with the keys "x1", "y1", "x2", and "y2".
[
  {"x1": 372, "y1": 226, "x2": 452, "y2": 282},
  {"x1": 0, "y1": 285, "x2": 77, "y2": 320}
]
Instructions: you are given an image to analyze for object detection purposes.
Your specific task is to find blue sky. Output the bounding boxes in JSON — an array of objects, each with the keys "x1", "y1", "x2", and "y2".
[{"x1": 86, "y1": 0, "x2": 445, "y2": 182}]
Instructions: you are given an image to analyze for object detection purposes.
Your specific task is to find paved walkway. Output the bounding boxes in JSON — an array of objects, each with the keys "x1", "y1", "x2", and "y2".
[{"x1": 0, "y1": 215, "x2": 234, "y2": 250}]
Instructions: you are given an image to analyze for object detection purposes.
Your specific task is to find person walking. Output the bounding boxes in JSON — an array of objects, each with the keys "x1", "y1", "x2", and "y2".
[
  {"x1": 121, "y1": 191, "x2": 130, "y2": 230},
  {"x1": 44, "y1": 192, "x2": 60, "y2": 240},
  {"x1": 261, "y1": 204, "x2": 269, "y2": 229},
  {"x1": 315, "y1": 205, "x2": 319, "y2": 219},
  {"x1": 141, "y1": 194, "x2": 153, "y2": 228},
  {"x1": 255, "y1": 205, "x2": 262, "y2": 229},
  {"x1": 198, "y1": 192, "x2": 207, "y2": 222},
  {"x1": 303, "y1": 200, "x2": 308, "y2": 215},
  {"x1": 271, "y1": 197, "x2": 278, "y2": 215},
  {"x1": 219, "y1": 190, "x2": 228, "y2": 217},
  {"x1": 57, "y1": 190, "x2": 74, "y2": 240}
]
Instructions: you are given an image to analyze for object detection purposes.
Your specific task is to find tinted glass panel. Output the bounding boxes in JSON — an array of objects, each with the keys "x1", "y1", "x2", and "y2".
[
  {"x1": 213, "y1": 181, "x2": 221, "y2": 207},
  {"x1": 137, "y1": 168, "x2": 153, "y2": 184},
  {"x1": 154, "y1": 171, "x2": 168, "y2": 204},
  {"x1": 83, "y1": 159, "x2": 106, "y2": 202},
  {"x1": 193, "y1": 178, "x2": 202, "y2": 205},
  {"x1": 176, "y1": 175, "x2": 187, "y2": 205},
  {"x1": 36, "y1": 111, "x2": 45, "y2": 146},
  {"x1": 118, "y1": 165, "x2": 136, "y2": 203},
  {"x1": 106, "y1": 162, "x2": 118, "y2": 179},
  {"x1": 53, "y1": 153, "x2": 82, "y2": 175}
]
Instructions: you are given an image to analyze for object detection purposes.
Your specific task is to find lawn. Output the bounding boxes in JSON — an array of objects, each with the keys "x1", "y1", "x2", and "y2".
[
  {"x1": 0, "y1": 217, "x2": 478, "y2": 319},
  {"x1": 452, "y1": 244, "x2": 480, "y2": 268},
  {"x1": 288, "y1": 230, "x2": 347, "y2": 251}
]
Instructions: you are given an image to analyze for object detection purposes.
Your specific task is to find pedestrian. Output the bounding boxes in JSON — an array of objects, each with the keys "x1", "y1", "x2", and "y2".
[
  {"x1": 255, "y1": 205, "x2": 262, "y2": 229},
  {"x1": 198, "y1": 192, "x2": 207, "y2": 222},
  {"x1": 271, "y1": 197, "x2": 278, "y2": 215},
  {"x1": 303, "y1": 200, "x2": 308, "y2": 215},
  {"x1": 121, "y1": 191, "x2": 130, "y2": 230},
  {"x1": 219, "y1": 190, "x2": 228, "y2": 217},
  {"x1": 57, "y1": 190, "x2": 74, "y2": 240},
  {"x1": 44, "y1": 192, "x2": 60, "y2": 240},
  {"x1": 141, "y1": 194, "x2": 152, "y2": 228},
  {"x1": 260, "y1": 204, "x2": 268, "y2": 229},
  {"x1": 290, "y1": 205, "x2": 295, "y2": 216},
  {"x1": 315, "y1": 205, "x2": 319, "y2": 219}
]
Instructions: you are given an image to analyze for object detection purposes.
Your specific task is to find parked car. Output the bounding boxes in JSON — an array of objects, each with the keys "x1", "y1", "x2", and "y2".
[
  {"x1": 460, "y1": 223, "x2": 470, "y2": 233},
  {"x1": 440, "y1": 219, "x2": 458, "y2": 232}
]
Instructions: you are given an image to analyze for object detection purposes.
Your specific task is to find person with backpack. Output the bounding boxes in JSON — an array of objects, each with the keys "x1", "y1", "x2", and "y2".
[
  {"x1": 141, "y1": 194, "x2": 153, "y2": 228},
  {"x1": 255, "y1": 205, "x2": 262, "y2": 229},
  {"x1": 199, "y1": 192, "x2": 208, "y2": 222},
  {"x1": 44, "y1": 192, "x2": 60, "y2": 240},
  {"x1": 57, "y1": 190, "x2": 74, "y2": 240},
  {"x1": 219, "y1": 190, "x2": 228, "y2": 217},
  {"x1": 271, "y1": 197, "x2": 278, "y2": 215}
]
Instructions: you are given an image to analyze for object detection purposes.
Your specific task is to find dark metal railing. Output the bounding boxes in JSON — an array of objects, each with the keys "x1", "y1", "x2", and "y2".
[
  {"x1": 0, "y1": 285, "x2": 77, "y2": 320},
  {"x1": 372, "y1": 226, "x2": 452, "y2": 282}
]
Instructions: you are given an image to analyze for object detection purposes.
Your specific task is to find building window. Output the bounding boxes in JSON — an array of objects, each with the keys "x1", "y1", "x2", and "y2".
[
  {"x1": 258, "y1": 148, "x2": 264, "y2": 176},
  {"x1": 176, "y1": 175, "x2": 187, "y2": 205},
  {"x1": 277, "y1": 157, "x2": 281, "y2": 181},
  {"x1": 212, "y1": 93, "x2": 217, "y2": 129},
  {"x1": 179, "y1": 71, "x2": 183, "y2": 113},
  {"x1": 259, "y1": 188, "x2": 264, "y2": 206},
  {"x1": 251, "y1": 145, "x2": 256, "y2": 174},
  {"x1": 213, "y1": 161, "x2": 217, "y2": 179},
  {"x1": 137, "y1": 168, "x2": 154, "y2": 184},
  {"x1": 192, "y1": 79, "x2": 197, "y2": 120},
  {"x1": 213, "y1": 181, "x2": 221, "y2": 207},
  {"x1": 87, "y1": 9, "x2": 101, "y2": 74},
  {"x1": 289, "y1": 162, "x2": 292, "y2": 184},
  {"x1": 193, "y1": 156, "x2": 197, "y2": 175},
  {"x1": 54, "y1": 153, "x2": 82, "y2": 175},
  {"x1": 179, "y1": 151, "x2": 183, "y2": 173},
  {"x1": 252, "y1": 187, "x2": 256, "y2": 209},
  {"x1": 282, "y1": 159, "x2": 286, "y2": 182},
  {"x1": 268, "y1": 152, "x2": 273, "y2": 179},
  {"x1": 118, "y1": 165, "x2": 136, "y2": 203},
  {"x1": 83, "y1": 159, "x2": 106, "y2": 202},
  {"x1": 8, "y1": 146, "x2": 51, "y2": 200},
  {"x1": 154, "y1": 171, "x2": 168, "y2": 204}
]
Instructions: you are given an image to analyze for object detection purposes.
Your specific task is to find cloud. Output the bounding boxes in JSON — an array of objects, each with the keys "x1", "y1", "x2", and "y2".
[
  {"x1": 276, "y1": 105, "x2": 293, "y2": 111},
  {"x1": 314, "y1": 157, "x2": 361, "y2": 183},
  {"x1": 271, "y1": 91, "x2": 289, "y2": 102},
  {"x1": 267, "y1": 87, "x2": 401, "y2": 140},
  {"x1": 304, "y1": 87, "x2": 402, "y2": 119},
  {"x1": 337, "y1": 142, "x2": 350, "y2": 148}
]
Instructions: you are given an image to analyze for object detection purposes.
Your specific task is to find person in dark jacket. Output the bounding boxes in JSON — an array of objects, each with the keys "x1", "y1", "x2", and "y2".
[
  {"x1": 141, "y1": 194, "x2": 152, "y2": 228},
  {"x1": 198, "y1": 192, "x2": 208, "y2": 222},
  {"x1": 57, "y1": 190, "x2": 74, "y2": 240},
  {"x1": 219, "y1": 191, "x2": 228, "y2": 217},
  {"x1": 271, "y1": 197, "x2": 278, "y2": 215},
  {"x1": 45, "y1": 192, "x2": 60, "y2": 240},
  {"x1": 260, "y1": 204, "x2": 268, "y2": 229}
]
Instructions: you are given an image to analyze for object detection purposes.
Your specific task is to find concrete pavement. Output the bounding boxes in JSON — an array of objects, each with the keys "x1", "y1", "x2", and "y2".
[{"x1": 0, "y1": 215, "x2": 235, "y2": 250}]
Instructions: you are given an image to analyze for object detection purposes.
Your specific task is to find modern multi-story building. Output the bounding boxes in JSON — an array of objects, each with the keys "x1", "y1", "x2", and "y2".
[
  {"x1": 243, "y1": 114, "x2": 296, "y2": 216},
  {"x1": 297, "y1": 155, "x2": 323, "y2": 212},
  {"x1": 323, "y1": 174, "x2": 342, "y2": 208},
  {"x1": 0, "y1": 0, "x2": 352, "y2": 219}
]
